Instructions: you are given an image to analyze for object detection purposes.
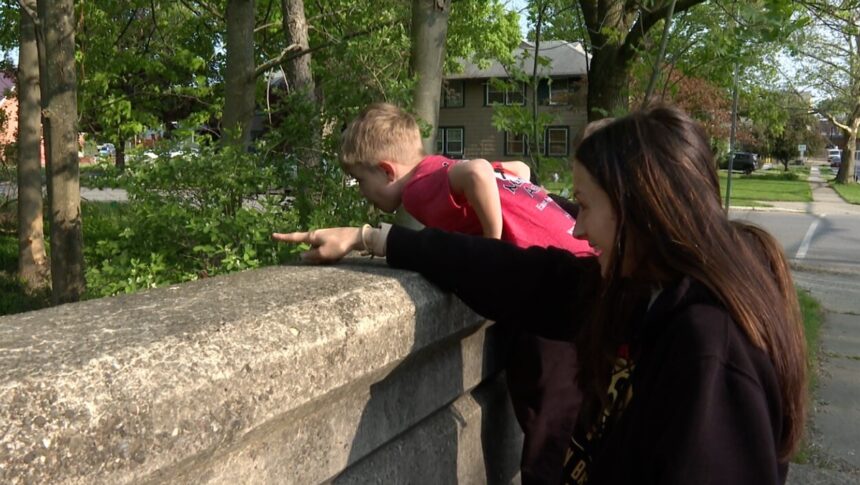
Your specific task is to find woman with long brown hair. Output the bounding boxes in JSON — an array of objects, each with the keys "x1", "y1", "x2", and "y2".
[{"x1": 274, "y1": 104, "x2": 806, "y2": 484}]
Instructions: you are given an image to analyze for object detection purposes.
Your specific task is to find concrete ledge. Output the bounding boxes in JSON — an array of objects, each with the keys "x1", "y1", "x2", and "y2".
[{"x1": 0, "y1": 260, "x2": 522, "y2": 483}]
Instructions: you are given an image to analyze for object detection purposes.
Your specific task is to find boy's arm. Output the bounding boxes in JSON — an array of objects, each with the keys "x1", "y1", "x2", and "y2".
[
  {"x1": 447, "y1": 159, "x2": 503, "y2": 239},
  {"x1": 496, "y1": 160, "x2": 531, "y2": 181}
]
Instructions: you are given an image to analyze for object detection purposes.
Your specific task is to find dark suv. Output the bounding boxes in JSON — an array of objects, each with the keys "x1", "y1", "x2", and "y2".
[{"x1": 727, "y1": 152, "x2": 758, "y2": 174}]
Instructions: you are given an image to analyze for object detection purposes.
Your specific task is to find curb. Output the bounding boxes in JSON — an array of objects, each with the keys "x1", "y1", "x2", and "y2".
[
  {"x1": 790, "y1": 261, "x2": 860, "y2": 277},
  {"x1": 729, "y1": 205, "x2": 808, "y2": 214}
]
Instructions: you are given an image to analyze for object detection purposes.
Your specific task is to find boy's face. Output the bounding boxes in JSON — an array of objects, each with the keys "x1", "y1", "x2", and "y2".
[{"x1": 348, "y1": 163, "x2": 403, "y2": 213}]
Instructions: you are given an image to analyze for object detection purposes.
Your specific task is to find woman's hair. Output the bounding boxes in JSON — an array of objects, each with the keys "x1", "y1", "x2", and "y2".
[{"x1": 574, "y1": 105, "x2": 806, "y2": 460}]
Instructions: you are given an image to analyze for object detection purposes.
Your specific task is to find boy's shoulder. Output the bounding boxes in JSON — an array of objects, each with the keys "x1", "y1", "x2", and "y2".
[
  {"x1": 402, "y1": 155, "x2": 465, "y2": 215},
  {"x1": 405, "y1": 155, "x2": 458, "y2": 190},
  {"x1": 415, "y1": 154, "x2": 459, "y2": 173}
]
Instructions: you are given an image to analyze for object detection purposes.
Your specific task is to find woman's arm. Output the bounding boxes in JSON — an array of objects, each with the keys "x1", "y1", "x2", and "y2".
[
  {"x1": 386, "y1": 225, "x2": 595, "y2": 339},
  {"x1": 273, "y1": 225, "x2": 597, "y2": 340}
]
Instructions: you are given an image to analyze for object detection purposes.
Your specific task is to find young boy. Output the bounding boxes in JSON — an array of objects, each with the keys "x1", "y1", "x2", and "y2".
[
  {"x1": 340, "y1": 103, "x2": 593, "y2": 256},
  {"x1": 339, "y1": 103, "x2": 594, "y2": 483}
]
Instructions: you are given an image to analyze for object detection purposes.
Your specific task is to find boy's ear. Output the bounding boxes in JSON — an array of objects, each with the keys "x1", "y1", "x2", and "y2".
[{"x1": 377, "y1": 161, "x2": 397, "y2": 182}]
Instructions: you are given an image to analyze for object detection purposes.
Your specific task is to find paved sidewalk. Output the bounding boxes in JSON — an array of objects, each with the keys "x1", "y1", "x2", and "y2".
[
  {"x1": 731, "y1": 164, "x2": 860, "y2": 217},
  {"x1": 0, "y1": 181, "x2": 127, "y2": 202},
  {"x1": 781, "y1": 163, "x2": 860, "y2": 484},
  {"x1": 788, "y1": 269, "x2": 860, "y2": 484}
]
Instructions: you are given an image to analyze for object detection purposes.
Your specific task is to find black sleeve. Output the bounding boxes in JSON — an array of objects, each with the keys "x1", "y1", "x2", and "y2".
[{"x1": 386, "y1": 225, "x2": 598, "y2": 340}]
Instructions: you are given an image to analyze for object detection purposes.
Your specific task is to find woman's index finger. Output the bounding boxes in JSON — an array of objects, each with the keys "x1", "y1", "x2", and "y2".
[{"x1": 272, "y1": 232, "x2": 311, "y2": 244}]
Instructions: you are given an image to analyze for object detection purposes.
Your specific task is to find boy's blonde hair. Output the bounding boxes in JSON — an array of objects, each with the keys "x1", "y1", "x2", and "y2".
[{"x1": 340, "y1": 103, "x2": 424, "y2": 167}]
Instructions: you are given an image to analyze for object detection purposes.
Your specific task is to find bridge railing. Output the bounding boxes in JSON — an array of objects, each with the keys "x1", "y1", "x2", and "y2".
[{"x1": 0, "y1": 259, "x2": 522, "y2": 484}]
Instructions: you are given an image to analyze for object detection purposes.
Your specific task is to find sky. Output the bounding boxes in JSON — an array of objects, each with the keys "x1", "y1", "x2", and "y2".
[
  {"x1": 2, "y1": 48, "x2": 17, "y2": 67},
  {"x1": 507, "y1": 0, "x2": 531, "y2": 38}
]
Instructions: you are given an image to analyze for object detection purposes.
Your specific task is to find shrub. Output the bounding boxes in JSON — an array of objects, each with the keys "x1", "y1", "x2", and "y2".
[
  {"x1": 84, "y1": 144, "x2": 302, "y2": 297},
  {"x1": 755, "y1": 171, "x2": 800, "y2": 181}
]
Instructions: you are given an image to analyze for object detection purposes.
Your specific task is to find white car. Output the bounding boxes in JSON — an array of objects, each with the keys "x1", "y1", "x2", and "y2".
[
  {"x1": 97, "y1": 143, "x2": 116, "y2": 156},
  {"x1": 827, "y1": 148, "x2": 842, "y2": 167}
]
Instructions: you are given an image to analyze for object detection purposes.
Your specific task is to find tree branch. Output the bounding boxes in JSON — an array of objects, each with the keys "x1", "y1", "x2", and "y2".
[
  {"x1": 642, "y1": 0, "x2": 677, "y2": 105},
  {"x1": 181, "y1": 0, "x2": 223, "y2": 21},
  {"x1": 16, "y1": 0, "x2": 38, "y2": 27},
  {"x1": 795, "y1": 46, "x2": 852, "y2": 78},
  {"x1": 177, "y1": 0, "x2": 201, "y2": 17},
  {"x1": 255, "y1": 21, "x2": 280, "y2": 33},
  {"x1": 113, "y1": 8, "x2": 140, "y2": 48},
  {"x1": 254, "y1": 19, "x2": 403, "y2": 79},
  {"x1": 254, "y1": 43, "x2": 302, "y2": 78},
  {"x1": 622, "y1": 0, "x2": 703, "y2": 62},
  {"x1": 819, "y1": 109, "x2": 853, "y2": 134}
]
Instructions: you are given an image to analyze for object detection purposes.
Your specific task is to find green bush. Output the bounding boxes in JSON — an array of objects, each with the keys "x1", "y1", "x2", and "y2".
[
  {"x1": 4, "y1": 125, "x2": 380, "y2": 303},
  {"x1": 80, "y1": 161, "x2": 127, "y2": 189},
  {"x1": 750, "y1": 171, "x2": 800, "y2": 181},
  {"x1": 0, "y1": 208, "x2": 51, "y2": 315},
  {"x1": 0, "y1": 275, "x2": 51, "y2": 315},
  {"x1": 84, "y1": 144, "x2": 303, "y2": 297}
]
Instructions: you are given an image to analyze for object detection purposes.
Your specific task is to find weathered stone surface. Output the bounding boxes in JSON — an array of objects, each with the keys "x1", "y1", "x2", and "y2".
[
  {"x1": 0, "y1": 260, "x2": 521, "y2": 483},
  {"x1": 787, "y1": 463, "x2": 860, "y2": 485},
  {"x1": 330, "y1": 376, "x2": 523, "y2": 485}
]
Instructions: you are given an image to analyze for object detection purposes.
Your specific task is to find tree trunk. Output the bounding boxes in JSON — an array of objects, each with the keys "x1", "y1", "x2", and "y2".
[
  {"x1": 282, "y1": 0, "x2": 316, "y2": 108},
  {"x1": 16, "y1": 0, "x2": 50, "y2": 292},
  {"x1": 116, "y1": 138, "x2": 126, "y2": 171},
  {"x1": 579, "y1": 0, "x2": 706, "y2": 121},
  {"x1": 836, "y1": 125, "x2": 857, "y2": 184},
  {"x1": 37, "y1": 0, "x2": 85, "y2": 303},
  {"x1": 530, "y1": 2, "x2": 545, "y2": 180},
  {"x1": 410, "y1": 0, "x2": 451, "y2": 155},
  {"x1": 223, "y1": 0, "x2": 256, "y2": 148},
  {"x1": 281, "y1": 0, "x2": 320, "y2": 165},
  {"x1": 586, "y1": 44, "x2": 629, "y2": 121}
]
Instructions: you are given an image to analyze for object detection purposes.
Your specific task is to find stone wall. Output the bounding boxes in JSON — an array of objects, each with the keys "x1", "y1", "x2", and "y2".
[{"x1": 0, "y1": 260, "x2": 523, "y2": 484}]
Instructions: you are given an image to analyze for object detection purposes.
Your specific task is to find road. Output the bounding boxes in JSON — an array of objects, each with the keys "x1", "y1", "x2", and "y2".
[{"x1": 732, "y1": 211, "x2": 860, "y2": 274}]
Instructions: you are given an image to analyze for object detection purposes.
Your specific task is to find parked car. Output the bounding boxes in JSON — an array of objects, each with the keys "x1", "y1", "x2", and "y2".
[
  {"x1": 97, "y1": 143, "x2": 116, "y2": 157},
  {"x1": 726, "y1": 152, "x2": 758, "y2": 174},
  {"x1": 827, "y1": 148, "x2": 842, "y2": 167}
]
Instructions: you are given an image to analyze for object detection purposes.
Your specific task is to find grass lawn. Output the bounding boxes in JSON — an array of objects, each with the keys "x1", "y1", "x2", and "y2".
[
  {"x1": 544, "y1": 180, "x2": 572, "y2": 196},
  {"x1": 549, "y1": 168, "x2": 812, "y2": 206},
  {"x1": 831, "y1": 182, "x2": 860, "y2": 204},
  {"x1": 793, "y1": 288, "x2": 824, "y2": 464},
  {"x1": 798, "y1": 289, "x2": 823, "y2": 385},
  {"x1": 718, "y1": 170, "x2": 812, "y2": 206},
  {"x1": 543, "y1": 171, "x2": 574, "y2": 197}
]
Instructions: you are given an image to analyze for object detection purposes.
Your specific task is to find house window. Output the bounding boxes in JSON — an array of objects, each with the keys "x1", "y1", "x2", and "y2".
[
  {"x1": 548, "y1": 78, "x2": 580, "y2": 105},
  {"x1": 545, "y1": 126, "x2": 569, "y2": 156},
  {"x1": 505, "y1": 132, "x2": 527, "y2": 156},
  {"x1": 441, "y1": 81, "x2": 465, "y2": 108},
  {"x1": 486, "y1": 84, "x2": 507, "y2": 105},
  {"x1": 507, "y1": 83, "x2": 526, "y2": 105},
  {"x1": 436, "y1": 127, "x2": 464, "y2": 158},
  {"x1": 485, "y1": 82, "x2": 526, "y2": 106}
]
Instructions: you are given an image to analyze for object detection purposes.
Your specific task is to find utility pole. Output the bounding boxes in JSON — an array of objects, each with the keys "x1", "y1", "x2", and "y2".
[
  {"x1": 724, "y1": 4, "x2": 740, "y2": 213},
  {"x1": 725, "y1": 61, "x2": 739, "y2": 212}
]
